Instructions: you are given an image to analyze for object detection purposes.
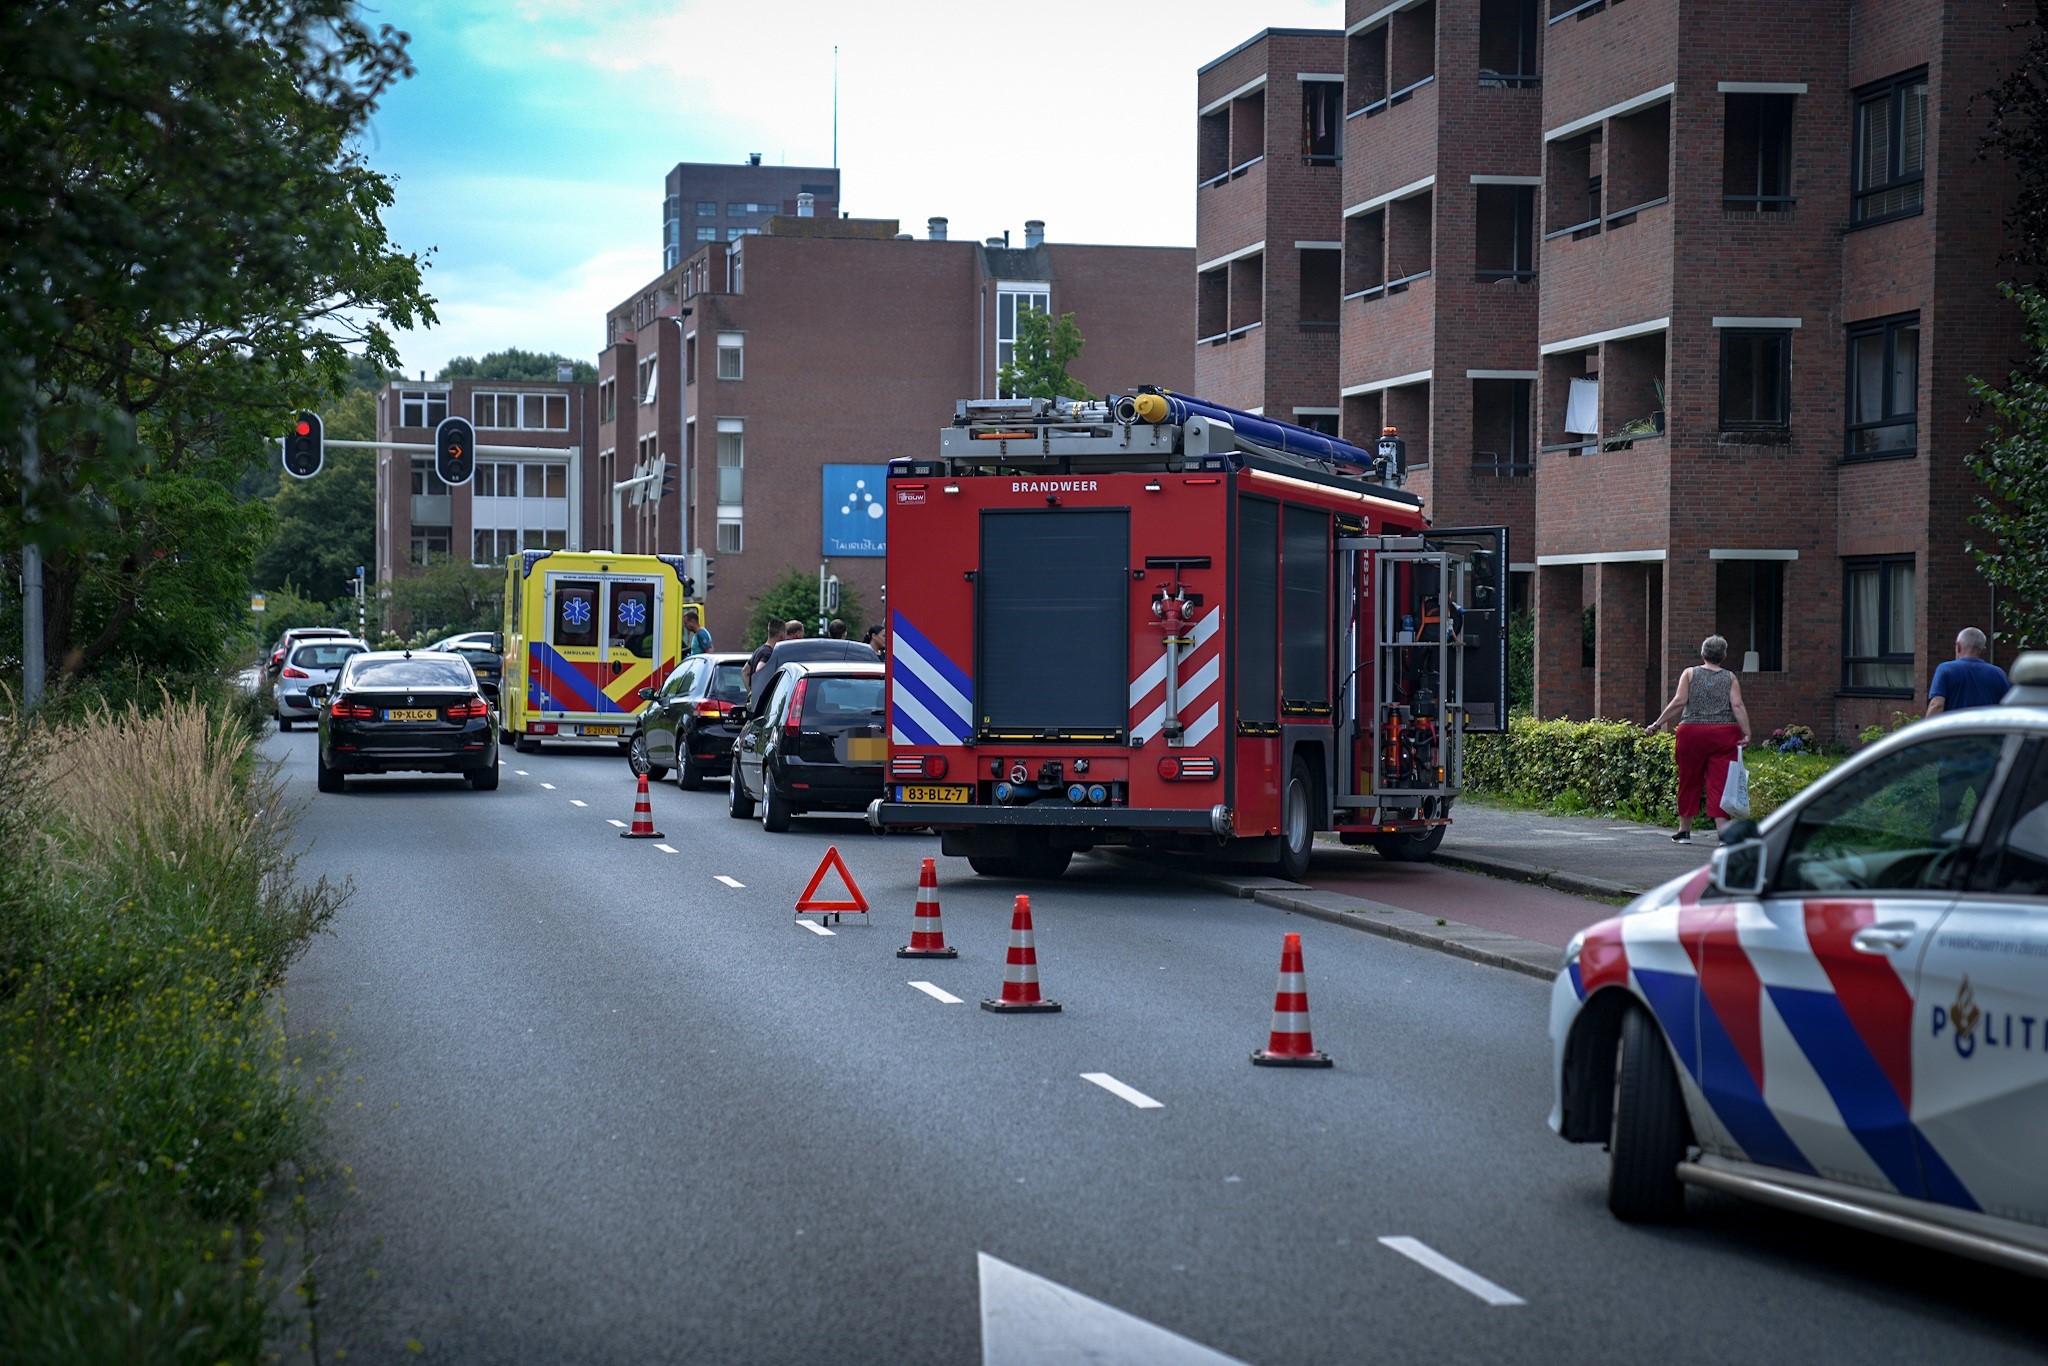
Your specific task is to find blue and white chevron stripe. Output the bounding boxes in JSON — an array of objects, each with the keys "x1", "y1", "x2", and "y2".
[{"x1": 890, "y1": 611, "x2": 974, "y2": 745}]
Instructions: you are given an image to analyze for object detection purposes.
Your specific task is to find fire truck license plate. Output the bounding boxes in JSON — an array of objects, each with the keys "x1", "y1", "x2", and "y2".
[
  {"x1": 899, "y1": 784, "x2": 970, "y2": 804},
  {"x1": 581, "y1": 725, "x2": 621, "y2": 738},
  {"x1": 386, "y1": 708, "x2": 437, "y2": 721}
]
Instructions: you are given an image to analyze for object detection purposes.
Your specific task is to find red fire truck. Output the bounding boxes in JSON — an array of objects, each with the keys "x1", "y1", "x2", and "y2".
[{"x1": 872, "y1": 389, "x2": 1506, "y2": 880}]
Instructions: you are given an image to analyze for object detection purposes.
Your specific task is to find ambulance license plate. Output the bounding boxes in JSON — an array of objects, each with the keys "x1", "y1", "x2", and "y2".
[
  {"x1": 581, "y1": 725, "x2": 621, "y2": 738},
  {"x1": 386, "y1": 708, "x2": 438, "y2": 722},
  {"x1": 899, "y1": 784, "x2": 970, "y2": 804}
]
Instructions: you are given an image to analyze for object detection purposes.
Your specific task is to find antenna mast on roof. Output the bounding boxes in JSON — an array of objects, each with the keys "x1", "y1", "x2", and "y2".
[{"x1": 832, "y1": 45, "x2": 839, "y2": 168}]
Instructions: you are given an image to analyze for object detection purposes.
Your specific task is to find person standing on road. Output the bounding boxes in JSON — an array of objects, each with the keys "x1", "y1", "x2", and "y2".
[
  {"x1": 1926, "y1": 627, "x2": 2008, "y2": 715},
  {"x1": 863, "y1": 624, "x2": 887, "y2": 661},
  {"x1": 681, "y1": 607, "x2": 712, "y2": 657},
  {"x1": 827, "y1": 618, "x2": 847, "y2": 639},
  {"x1": 743, "y1": 619, "x2": 805, "y2": 688},
  {"x1": 1647, "y1": 635, "x2": 1751, "y2": 843}
]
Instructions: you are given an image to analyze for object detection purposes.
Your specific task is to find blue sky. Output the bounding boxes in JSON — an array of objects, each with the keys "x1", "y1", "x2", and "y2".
[{"x1": 363, "y1": 0, "x2": 1345, "y2": 378}]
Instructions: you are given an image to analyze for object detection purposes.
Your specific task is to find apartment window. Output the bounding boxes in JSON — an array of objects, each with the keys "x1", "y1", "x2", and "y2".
[
  {"x1": 1344, "y1": 208, "x2": 1386, "y2": 297},
  {"x1": 716, "y1": 332, "x2": 744, "y2": 380},
  {"x1": 1844, "y1": 557, "x2": 1916, "y2": 693},
  {"x1": 726, "y1": 227, "x2": 759, "y2": 242},
  {"x1": 696, "y1": 227, "x2": 718, "y2": 242},
  {"x1": 1302, "y1": 81, "x2": 1342, "y2": 166},
  {"x1": 716, "y1": 418, "x2": 744, "y2": 506},
  {"x1": 1298, "y1": 249, "x2": 1340, "y2": 326},
  {"x1": 398, "y1": 389, "x2": 448, "y2": 429},
  {"x1": 1475, "y1": 184, "x2": 1536, "y2": 280},
  {"x1": 637, "y1": 357, "x2": 658, "y2": 406},
  {"x1": 410, "y1": 459, "x2": 450, "y2": 497},
  {"x1": 1478, "y1": 0, "x2": 1539, "y2": 86},
  {"x1": 469, "y1": 459, "x2": 570, "y2": 565},
  {"x1": 1472, "y1": 378, "x2": 1533, "y2": 476},
  {"x1": 1724, "y1": 92, "x2": 1795, "y2": 212},
  {"x1": 1847, "y1": 313, "x2": 1919, "y2": 457},
  {"x1": 473, "y1": 391, "x2": 569, "y2": 430},
  {"x1": 1293, "y1": 410, "x2": 1340, "y2": 436},
  {"x1": 1198, "y1": 268, "x2": 1228, "y2": 340},
  {"x1": 599, "y1": 379, "x2": 615, "y2": 424},
  {"x1": 717, "y1": 518, "x2": 743, "y2": 554},
  {"x1": 1546, "y1": 131, "x2": 1602, "y2": 237},
  {"x1": 1347, "y1": 25, "x2": 1388, "y2": 114},
  {"x1": 1197, "y1": 107, "x2": 1230, "y2": 185},
  {"x1": 727, "y1": 201, "x2": 777, "y2": 217},
  {"x1": 1715, "y1": 560, "x2": 1785, "y2": 672},
  {"x1": 996, "y1": 284, "x2": 1050, "y2": 396},
  {"x1": 1719, "y1": 330, "x2": 1790, "y2": 433},
  {"x1": 697, "y1": 200, "x2": 716, "y2": 217},
  {"x1": 685, "y1": 331, "x2": 697, "y2": 387},
  {"x1": 409, "y1": 526, "x2": 451, "y2": 564},
  {"x1": 1854, "y1": 69, "x2": 1928, "y2": 225}
]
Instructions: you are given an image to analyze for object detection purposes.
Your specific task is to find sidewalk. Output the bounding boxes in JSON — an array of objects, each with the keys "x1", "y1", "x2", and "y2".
[{"x1": 1434, "y1": 799, "x2": 1715, "y2": 899}]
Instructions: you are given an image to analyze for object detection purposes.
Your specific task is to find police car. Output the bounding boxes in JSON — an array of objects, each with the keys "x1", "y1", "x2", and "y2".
[{"x1": 1551, "y1": 653, "x2": 2048, "y2": 1278}]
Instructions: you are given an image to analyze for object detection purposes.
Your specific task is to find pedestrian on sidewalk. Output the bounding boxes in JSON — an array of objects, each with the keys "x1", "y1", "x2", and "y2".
[
  {"x1": 1647, "y1": 635, "x2": 1751, "y2": 843},
  {"x1": 1925, "y1": 626, "x2": 2008, "y2": 715}
]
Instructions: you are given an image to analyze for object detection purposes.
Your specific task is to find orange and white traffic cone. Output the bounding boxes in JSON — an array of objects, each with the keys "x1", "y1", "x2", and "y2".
[
  {"x1": 1250, "y1": 932, "x2": 1331, "y2": 1067},
  {"x1": 981, "y1": 894, "x2": 1059, "y2": 1013},
  {"x1": 620, "y1": 771, "x2": 665, "y2": 840},
  {"x1": 897, "y1": 857, "x2": 958, "y2": 959}
]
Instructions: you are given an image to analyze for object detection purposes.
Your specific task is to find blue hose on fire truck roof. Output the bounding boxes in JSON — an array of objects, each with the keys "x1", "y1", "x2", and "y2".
[{"x1": 1116, "y1": 389, "x2": 1383, "y2": 474}]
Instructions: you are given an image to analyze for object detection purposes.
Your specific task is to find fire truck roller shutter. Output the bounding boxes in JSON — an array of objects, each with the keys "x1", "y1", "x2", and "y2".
[
  {"x1": 1237, "y1": 498, "x2": 1280, "y2": 726},
  {"x1": 1281, "y1": 506, "x2": 1332, "y2": 713},
  {"x1": 976, "y1": 509, "x2": 1130, "y2": 739}
]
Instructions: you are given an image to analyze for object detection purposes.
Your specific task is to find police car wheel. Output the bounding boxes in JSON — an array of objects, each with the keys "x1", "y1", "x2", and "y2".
[{"x1": 1608, "y1": 1005, "x2": 1690, "y2": 1223}]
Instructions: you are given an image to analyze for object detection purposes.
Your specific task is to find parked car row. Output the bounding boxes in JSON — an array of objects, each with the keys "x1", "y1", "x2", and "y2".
[{"x1": 626, "y1": 646, "x2": 887, "y2": 833}]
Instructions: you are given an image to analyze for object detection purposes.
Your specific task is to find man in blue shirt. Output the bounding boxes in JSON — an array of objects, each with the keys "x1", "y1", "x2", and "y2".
[{"x1": 1927, "y1": 627, "x2": 2009, "y2": 714}]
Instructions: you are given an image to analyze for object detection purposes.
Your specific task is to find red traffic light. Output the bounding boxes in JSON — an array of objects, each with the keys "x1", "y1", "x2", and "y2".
[{"x1": 296, "y1": 420, "x2": 312, "y2": 436}]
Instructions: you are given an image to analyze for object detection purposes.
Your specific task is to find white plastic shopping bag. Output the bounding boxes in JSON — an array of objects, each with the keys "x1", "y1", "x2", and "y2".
[{"x1": 1719, "y1": 750, "x2": 1752, "y2": 820}]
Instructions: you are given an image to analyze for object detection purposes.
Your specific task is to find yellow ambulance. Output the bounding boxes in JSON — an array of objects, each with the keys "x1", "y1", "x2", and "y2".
[{"x1": 500, "y1": 550, "x2": 704, "y2": 752}]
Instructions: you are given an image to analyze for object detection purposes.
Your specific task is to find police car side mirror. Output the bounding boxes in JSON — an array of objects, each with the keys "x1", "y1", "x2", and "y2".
[{"x1": 1710, "y1": 838, "x2": 1768, "y2": 898}]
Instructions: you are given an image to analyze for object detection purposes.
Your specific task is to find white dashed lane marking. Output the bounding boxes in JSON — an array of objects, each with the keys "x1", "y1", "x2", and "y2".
[
  {"x1": 797, "y1": 920, "x2": 837, "y2": 937},
  {"x1": 1377, "y1": 1237, "x2": 1525, "y2": 1306},
  {"x1": 908, "y1": 981, "x2": 962, "y2": 1004},
  {"x1": 715, "y1": 875, "x2": 745, "y2": 888},
  {"x1": 655, "y1": 844, "x2": 678, "y2": 854},
  {"x1": 539, "y1": 782, "x2": 556, "y2": 790},
  {"x1": 1080, "y1": 1073, "x2": 1163, "y2": 1110},
  {"x1": 569, "y1": 799, "x2": 588, "y2": 808},
  {"x1": 606, "y1": 819, "x2": 627, "y2": 828},
  {"x1": 514, "y1": 769, "x2": 529, "y2": 776}
]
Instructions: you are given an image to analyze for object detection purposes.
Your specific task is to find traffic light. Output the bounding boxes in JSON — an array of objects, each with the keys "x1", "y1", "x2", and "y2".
[
  {"x1": 283, "y1": 411, "x2": 323, "y2": 479},
  {"x1": 435, "y1": 415, "x2": 476, "y2": 486},
  {"x1": 660, "y1": 457, "x2": 677, "y2": 500}
]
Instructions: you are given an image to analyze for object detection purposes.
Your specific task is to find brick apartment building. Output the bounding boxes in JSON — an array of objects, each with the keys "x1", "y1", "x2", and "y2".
[
  {"x1": 1199, "y1": 2, "x2": 2027, "y2": 740},
  {"x1": 371, "y1": 373, "x2": 601, "y2": 606},
  {"x1": 661, "y1": 155, "x2": 840, "y2": 270},
  {"x1": 599, "y1": 211, "x2": 1194, "y2": 642}
]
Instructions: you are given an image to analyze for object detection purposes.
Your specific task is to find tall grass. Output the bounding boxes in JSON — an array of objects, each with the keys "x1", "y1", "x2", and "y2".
[{"x1": 0, "y1": 692, "x2": 347, "y2": 1362}]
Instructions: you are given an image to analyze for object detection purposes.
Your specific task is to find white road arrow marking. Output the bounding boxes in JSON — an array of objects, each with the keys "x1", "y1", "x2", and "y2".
[
  {"x1": 1377, "y1": 1237, "x2": 1525, "y2": 1306},
  {"x1": 798, "y1": 919, "x2": 836, "y2": 937},
  {"x1": 978, "y1": 1253, "x2": 1244, "y2": 1366},
  {"x1": 1080, "y1": 1073, "x2": 1164, "y2": 1109},
  {"x1": 715, "y1": 875, "x2": 745, "y2": 888},
  {"x1": 909, "y1": 981, "x2": 962, "y2": 1004}
]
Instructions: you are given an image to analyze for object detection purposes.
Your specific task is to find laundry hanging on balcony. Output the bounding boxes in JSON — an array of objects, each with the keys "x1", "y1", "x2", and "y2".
[{"x1": 1564, "y1": 378, "x2": 1600, "y2": 436}]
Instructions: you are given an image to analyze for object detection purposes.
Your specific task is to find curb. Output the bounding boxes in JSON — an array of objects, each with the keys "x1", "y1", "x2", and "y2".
[
  {"x1": 1104, "y1": 854, "x2": 1565, "y2": 982},
  {"x1": 1432, "y1": 849, "x2": 1642, "y2": 902}
]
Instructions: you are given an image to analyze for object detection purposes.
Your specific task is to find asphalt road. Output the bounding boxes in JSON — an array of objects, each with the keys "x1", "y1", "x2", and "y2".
[{"x1": 275, "y1": 730, "x2": 2047, "y2": 1364}]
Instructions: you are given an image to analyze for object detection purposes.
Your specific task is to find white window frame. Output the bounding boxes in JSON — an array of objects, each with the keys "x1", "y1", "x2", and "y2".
[
  {"x1": 716, "y1": 518, "x2": 744, "y2": 554},
  {"x1": 996, "y1": 282, "x2": 1052, "y2": 398},
  {"x1": 717, "y1": 332, "x2": 744, "y2": 381},
  {"x1": 637, "y1": 358, "x2": 658, "y2": 406},
  {"x1": 398, "y1": 389, "x2": 448, "y2": 429},
  {"x1": 716, "y1": 417, "x2": 744, "y2": 509},
  {"x1": 472, "y1": 391, "x2": 570, "y2": 431}
]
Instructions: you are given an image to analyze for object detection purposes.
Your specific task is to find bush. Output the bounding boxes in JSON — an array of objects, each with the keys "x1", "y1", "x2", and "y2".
[
  {"x1": 743, "y1": 567, "x2": 867, "y2": 649},
  {"x1": 0, "y1": 693, "x2": 347, "y2": 1361},
  {"x1": 1464, "y1": 716, "x2": 1839, "y2": 825}
]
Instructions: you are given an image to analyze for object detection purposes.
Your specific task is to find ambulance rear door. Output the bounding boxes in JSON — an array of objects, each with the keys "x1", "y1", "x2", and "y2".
[{"x1": 536, "y1": 570, "x2": 664, "y2": 734}]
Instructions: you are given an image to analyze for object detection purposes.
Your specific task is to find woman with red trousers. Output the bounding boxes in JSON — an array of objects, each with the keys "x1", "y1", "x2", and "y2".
[{"x1": 1647, "y1": 635, "x2": 1751, "y2": 843}]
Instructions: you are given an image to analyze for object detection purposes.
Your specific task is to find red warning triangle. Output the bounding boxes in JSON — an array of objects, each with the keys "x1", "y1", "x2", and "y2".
[{"x1": 795, "y1": 845, "x2": 870, "y2": 914}]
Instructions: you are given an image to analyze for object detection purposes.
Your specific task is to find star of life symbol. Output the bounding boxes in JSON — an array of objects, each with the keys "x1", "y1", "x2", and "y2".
[
  {"x1": 617, "y1": 597, "x2": 648, "y2": 629},
  {"x1": 561, "y1": 597, "x2": 592, "y2": 628}
]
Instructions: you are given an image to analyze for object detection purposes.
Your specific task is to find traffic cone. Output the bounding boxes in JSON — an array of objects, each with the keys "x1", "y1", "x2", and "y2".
[
  {"x1": 620, "y1": 771, "x2": 665, "y2": 840},
  {"x1": 897, "y1": 857, "x2": 958, "y2": 958},
  {"x1": 981, "y1": 895, "x2": 1060, "y2": 1013},
  {"x1": 1251, "y1": 932, "x2": 1332, "y2": 1067}
]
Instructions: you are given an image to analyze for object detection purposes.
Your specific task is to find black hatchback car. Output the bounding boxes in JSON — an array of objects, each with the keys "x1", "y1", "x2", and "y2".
[
  {"x1": 312, "y1": 651, "x2": 499, "y2": 793},
  {"x1": 626, "y1": 651, "x2": 749, "y2": 789},
  {"x1": 727, "y1": 662, "x2": 886, "y2": 832}
]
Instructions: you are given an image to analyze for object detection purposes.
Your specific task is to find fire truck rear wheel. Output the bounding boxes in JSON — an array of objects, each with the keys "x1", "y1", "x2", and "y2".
[
  {"x1": 1272, "y1": 760, "x2": 1315, "y2": 881},
  {"x1": 1371, "y1": 824, "x2": 1446, "y2": 863}
]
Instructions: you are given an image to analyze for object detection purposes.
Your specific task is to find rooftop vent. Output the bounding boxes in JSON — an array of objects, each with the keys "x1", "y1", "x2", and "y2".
[
  {"x1": 797, "y1": 192, "x2": 815, "y2": 217},
  {"x1": 928, "y1": 216, "x2": 948, "y2": 241},
  {"x1": 556, "y1": 361, "x2": 574, "y2": 382},
  {"x1": 747, "y1": 152, "x2": 762, "y2": 166},
  {"x1": 1024, "y1": 219, "x2": 1045, "y2": 249}
]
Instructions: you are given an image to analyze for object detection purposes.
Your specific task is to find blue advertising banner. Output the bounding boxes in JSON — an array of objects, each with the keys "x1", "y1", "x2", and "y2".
[{"x1": 822, "y1": 464, "x2": 888, "y2": 557}]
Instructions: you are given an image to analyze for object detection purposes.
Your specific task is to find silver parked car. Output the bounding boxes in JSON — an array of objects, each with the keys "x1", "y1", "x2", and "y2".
[{"x1": 275, "y1": 637, "x2": 369, "y2": 729}]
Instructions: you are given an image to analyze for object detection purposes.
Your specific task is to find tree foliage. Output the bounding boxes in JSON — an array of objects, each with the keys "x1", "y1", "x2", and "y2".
[
  {"x1": 1970, "y1": 284, "x2": 2048, "y2": 649},
  {"x1": 385, "y1": 559, "x2": 502, "y2": 640},
  {"x1": 997, "y1": 308, "x2": 1093, "y2": 402},
  {"x1": 0, "y1": 1, "x2": 430, "y2": 679},
  {"x1": 743, "y1": 568, "x2": 867, "y2": 649},
  {"x1": 1979, "y1": 2, "x2": 2048, "y2": 272},
  {"x1": 439, "y1": 350, "x2": 597, "y2": 383}
]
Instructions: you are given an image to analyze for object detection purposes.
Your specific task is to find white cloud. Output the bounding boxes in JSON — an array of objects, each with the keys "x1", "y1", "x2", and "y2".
[{"x1": 393, "y1": 247, "x2": 654, "y2": 380}]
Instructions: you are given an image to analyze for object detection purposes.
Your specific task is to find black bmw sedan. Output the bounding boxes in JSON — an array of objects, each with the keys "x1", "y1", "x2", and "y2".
[{"x1": 313, "y1": 651, "x2": 499, "y2": 793}]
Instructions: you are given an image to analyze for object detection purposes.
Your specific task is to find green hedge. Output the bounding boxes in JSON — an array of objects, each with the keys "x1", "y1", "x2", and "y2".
[{"x1": 1464, "y1": 717, "x2": 1840, "y2": 825}]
